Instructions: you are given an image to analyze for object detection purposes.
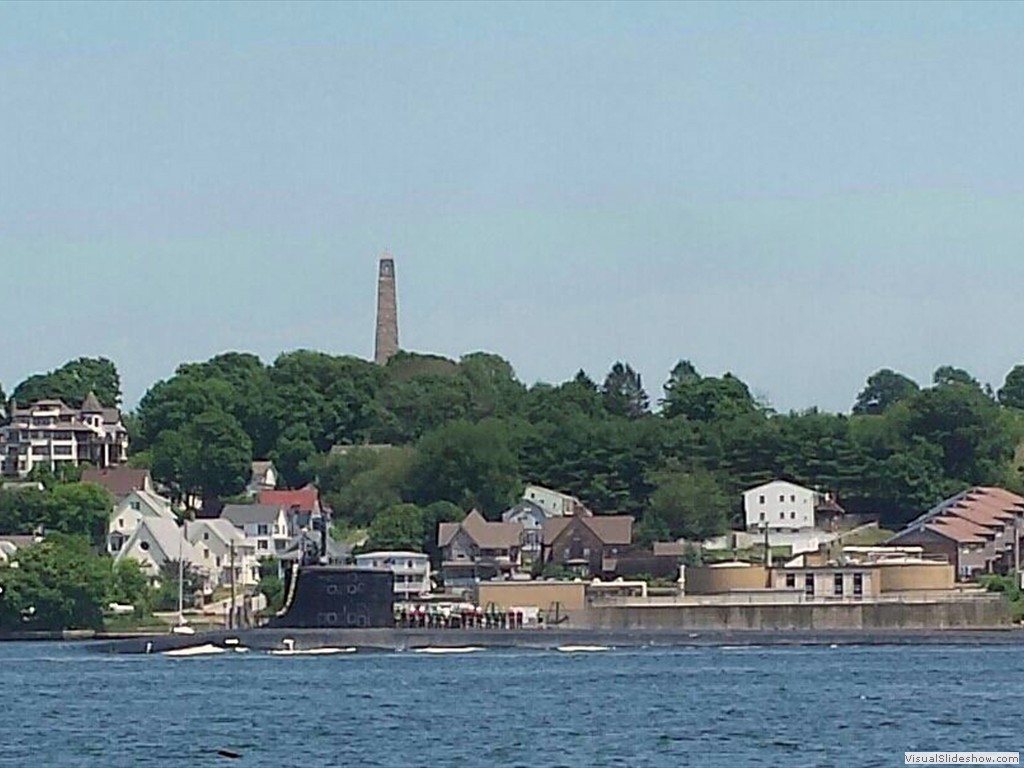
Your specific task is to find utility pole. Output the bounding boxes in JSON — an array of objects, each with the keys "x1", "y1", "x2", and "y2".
[
  {"x1": 177, "y1": 520, "x2": 185, "y2": 627},
  {"x1": 229, "y1": 541, "x2": 236, "y2": 629}
]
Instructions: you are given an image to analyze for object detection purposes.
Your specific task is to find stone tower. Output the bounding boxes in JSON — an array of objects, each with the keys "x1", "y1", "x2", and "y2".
[{"x1": 374, "y1": 252, "x2": 399, "y2": 365}]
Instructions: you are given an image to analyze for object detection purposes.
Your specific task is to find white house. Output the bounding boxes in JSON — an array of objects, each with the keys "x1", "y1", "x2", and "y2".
[
  {"x1": 114, "y1": 517, "x2": 201, "y2": 582},
  {"x1": 246, "y1": 461, "x2": 278, "y2": 497},
  {"x1": 354, "y1": 551, "x2": 431, "y2": 600},
  {"x1": 107, "y1": 489, "x2": 177, "y2": 555},
  {"x1": 743, "y1": 480, "x2": 818, "y2": 532},
  {"x1": 188, "y1": 518, "x2": 260, "y2": 589},
  {"x1": 220, "y1": 503, "x2": 292, "y2": 557},
  {"x1": 521, "y1": 485, "x2": 591, "y2": 518}
]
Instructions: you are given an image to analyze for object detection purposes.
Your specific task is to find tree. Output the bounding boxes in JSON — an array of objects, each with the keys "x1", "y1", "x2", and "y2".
[
  {"x1": 366, "y1": 503, "x2": 425, "y2": 551},
  {"x1": 634, "y1": 511, "x2": 671, "y2": 548},
  {"x1": 270, "y1": 425, "x2": 317, "y2": 489},
  {"x1": 647, "y1": 468, "x2": 731, "y2": 541},
  {"x1": 313, "y1": 446, "x2": 415, "y2": 528},
  {"x1": 411, "y1": 420, "x2": 520, "y2": 516},
  {"x1": 601, "y1": 362, "x2": 649, "y2": 419},
  {"x1": 852, "y1": 369, "x2": 920, "y2": 415},
  {"x1": 183, "y1": 410, "x2": 253, "y2": 501},
  {"x1": 459, "y1": 352, "x2": 526, "y2": 419},
  {"x1": 257, "y1": 558, "x2": 284, "y2": 613},
  {"x1": 661, "y1": 361, "x2": 757, "y2": 422},
  {"x1": 998, "y1": 365, "x2": 1024, "y2": 410},
  {"x1": 933, "y1": 365, "x2": 980, "y2": 390},
  {"x1": 46, "y1": 482, "x2": 113, "y2": 547},
  {"x1": 13, "y1": 357, "x2": 121, "y2": 407},
  {"x1": 0, "y1": 535, "x2": 113, "y2": 631}
]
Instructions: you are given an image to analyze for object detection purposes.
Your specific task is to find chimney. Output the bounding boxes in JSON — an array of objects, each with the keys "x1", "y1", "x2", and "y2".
[{"x1": 374, "y1": 253, "x2": 399, "y2": 365}]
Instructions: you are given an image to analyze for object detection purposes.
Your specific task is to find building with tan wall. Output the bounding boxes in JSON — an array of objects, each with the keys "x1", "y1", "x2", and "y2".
[{"x1": 476, "y1": 580, "x2": 588, "y2": 612}]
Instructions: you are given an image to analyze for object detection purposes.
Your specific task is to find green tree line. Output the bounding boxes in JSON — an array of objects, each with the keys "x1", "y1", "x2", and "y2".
[{"x1": 7, "y1": 353, "x2": 1024, "y2": 546}]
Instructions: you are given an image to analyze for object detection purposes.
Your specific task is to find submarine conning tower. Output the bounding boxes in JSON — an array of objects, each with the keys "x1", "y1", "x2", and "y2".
[{"x1": 268, "y1": 565, "x2": 395, "y2": 629}]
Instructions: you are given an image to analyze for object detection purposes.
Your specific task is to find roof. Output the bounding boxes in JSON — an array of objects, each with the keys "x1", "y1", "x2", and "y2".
[
  {"x1": 542, "y1": 515, "x2": 634, "y2": 546},
  {"x1": 893, "y1": 486, "x2": 1024, "y2": 545},
  {"x1": 501, "y1": 499, "x2": 549, "y2": 523},
  {"x1": 258, "y1": 486, "x2": 319, "y2": 512},
  {"x1": 744, "y1": 479, "x2": 815, "y2": 496},
  {"x1": 82, "y1": 467, "x2": 151, "y2": 499},
  {"x1": 188, "y1": 518, "x2": 247, "y2": 547},
  {"x1": 438, "y1": 510, "x2": 523, "y2": 550},
  {"x1": 220, "y1": 504, "x2": 285, "y2": 527},
  {"x1": 250, "y1": 460, "x2": 275, "y2": 480},
  {"x1": 355, "y1": 550, "x2": 427, "y2": 561},
  {"x1": 277, "y1": 531, "x2": 351, "y2": 562},
  {"x1": 924, "y1": 517, "x2": 990, "y2": 544},
  {"x1": 115, "y1": 517, "x2": 200, "y2": 567},
  {"x1": 116, "y1": 489, "x2": 176, "y2": 520},
  {"x1": 81, "y1": 391, "x2": 103, "y2": 413}
]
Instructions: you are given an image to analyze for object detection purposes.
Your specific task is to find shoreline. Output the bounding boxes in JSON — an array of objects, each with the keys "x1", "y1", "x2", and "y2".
[{"x1": 85, "y1": 626, "x2": 1024, "y2": 654}]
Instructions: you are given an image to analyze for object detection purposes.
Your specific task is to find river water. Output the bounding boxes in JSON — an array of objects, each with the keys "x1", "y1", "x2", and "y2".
[{"x1": 1, "y1": 642, "x2": 1021, "y2": 767}]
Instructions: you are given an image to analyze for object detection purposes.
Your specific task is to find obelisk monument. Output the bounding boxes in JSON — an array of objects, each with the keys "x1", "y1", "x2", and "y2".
[{"x1": 374, "y1": 252, "x2": 399, "y2": 365}]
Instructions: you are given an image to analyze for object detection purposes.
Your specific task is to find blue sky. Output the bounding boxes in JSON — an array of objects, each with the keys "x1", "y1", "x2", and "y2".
[{"x1": 2, "y1": 1, "x2": 1023, "y2": 412}]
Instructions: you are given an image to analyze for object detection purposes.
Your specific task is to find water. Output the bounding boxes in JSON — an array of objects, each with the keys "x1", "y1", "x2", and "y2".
[{"x1": 0, "y1": 642, "x2": 1021, "y2": 767}]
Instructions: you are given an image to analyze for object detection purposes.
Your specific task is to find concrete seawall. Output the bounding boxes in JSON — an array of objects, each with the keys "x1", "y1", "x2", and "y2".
[{"x1": 579, "y1": 598, "x2": 1011, "y2": 631}]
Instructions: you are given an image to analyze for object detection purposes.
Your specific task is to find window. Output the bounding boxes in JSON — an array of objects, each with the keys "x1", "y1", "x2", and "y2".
[
  {"x1": 130, "y1": 501, "x2": 140, "y2": 511},
  {"x1": 407, "y1": 560, "x2": 413, "y2": 568},
  {"x1": 759, "y1": 512, "x2": 765, "y2": 521},
  {"x1": 790, "y1": 494, "x2": 796, "y2": 502},
  {"x1": 853, "y1": 573, "x2": 863, "y2": 596},
  {"x1": 583, "y1": 547, "x2": 591, "y2": 557},
  {"x1": 140, "y1": 541, "x2": 150, "y2": 551},
  {"x1": 785, "y1": 573, "x2": 796, "y2": 588},
  {"x1": 257, "y1": 540, "x2": 268, "y2": 551},
  {"x1": 779, "y1": 494, "x2": 785, "y2": 502},
  {"x1": 790, "y1": 511, "x2": 796, "y2": 520},
  {"x1": 216, "y1": 556, "x2": 221, "y2": 567},
  {"x1": 203, "y1": 532, "x2": 209, "y2": 541},
  {"x1": 779, "y1": 512, "x2": 784, "y2": 520},
  {"x1": 117, "y1": 518, "x2": 124, "y2": 529},
  {"x1": 257, "y1": 524, "x2": 268, "y2": 536},
  {"x1": 759, "y1": 495, "x2": 765, "y2": 504},
  {"x1": 53, "y1": 445, "x2": 72, "y2": 456},
  {"x1": 804, "y1": 575, "x2": 814, "y2": 595},
  {"x1": 834, "y1": 574, "x2": 844, "y2": 596}
]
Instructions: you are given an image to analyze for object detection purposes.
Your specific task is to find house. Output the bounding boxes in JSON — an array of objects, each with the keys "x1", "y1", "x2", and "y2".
[
  {"x1": 114, "y1": 517, "x2": 201, "y2": 582},
  {"x1": 541, "y1": 515, "x2": 634, "y2": 577},
  {"x1": 887, "y1": 487, "x2": 1024, "y2": 580},
  {"x1": 220, "y1": 504, "x2": 292, "y2": 557},
  {"x1": 246, "y1": 461, "x2": 278, "y2": 496},
  {"x1": 82, "y1": 467, "x2": 153, "y2": 502},
  {"x1": 501, "y1": 500, "x2": 549, "y2": 567},
  {"x1": 521, "y1": 484, "x2": 592, "y2": 518},
  {"x1": 742, "y1": 479, "x2": 846, "y2": 533},
  {"x1": 354, "y1": 550, "x2": 431, "y2": 600},
  {"x1": 107, "y1": 489, "x2": 177, "y2": 555},
  {"x1": 438, "y1": 510, "x2": 524, "y2": 587},
  {"x1": 1, "y1": 393, "x2": 129, "y2": 477},
  {"x1": 187, "y1": 518, "x2": 260, "y2": 589},
  {"x1": 258, "y1": 485, "x2": 324, "y2": 533}
]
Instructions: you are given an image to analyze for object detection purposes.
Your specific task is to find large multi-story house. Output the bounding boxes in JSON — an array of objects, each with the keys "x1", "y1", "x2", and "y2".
[
  {"x1": 541, "y1": 514, "x2": 634, "y2": 578},
  {"x1": 1, "y1": 393, "x2": 129, "y2": 478},
  {"x1": 503, "y1": 486, "x2": 593, "y2": 567},
  {"x1": 438, "y1": 510, "x2": 525, "y2": 587}
]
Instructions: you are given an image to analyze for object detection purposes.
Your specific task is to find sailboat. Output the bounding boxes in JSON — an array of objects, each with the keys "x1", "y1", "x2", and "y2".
[{"x1": 171, "y1": 517, "x2": 194, "y2": 635}]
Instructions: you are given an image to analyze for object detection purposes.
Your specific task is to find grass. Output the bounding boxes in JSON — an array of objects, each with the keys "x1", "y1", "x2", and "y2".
[{"x1": 840, "y1": 527, "x2": 895, "y2": 546}]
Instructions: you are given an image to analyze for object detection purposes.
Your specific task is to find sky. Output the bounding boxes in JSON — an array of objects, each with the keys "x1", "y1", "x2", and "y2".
[{"x1": 2, "y1": 1, "x2": 1024, "y2": 413}]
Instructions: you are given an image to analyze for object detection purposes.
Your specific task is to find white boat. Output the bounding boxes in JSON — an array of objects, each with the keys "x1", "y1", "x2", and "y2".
[
  {"x1": 163, "y1": 643, "x2": 227, "y2": 657},
  {"x1": 268, "y1": 646, "x2": 356, "y2": 656},
  {"x1": 556, "y1": 645, "x2": 610, "y2": 653},
  {"x1": 412, "y1": 646, "x2": 485, "y2": 655}
]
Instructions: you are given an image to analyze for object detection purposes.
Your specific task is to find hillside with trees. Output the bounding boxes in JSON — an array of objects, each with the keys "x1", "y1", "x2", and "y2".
[{"x1": 5, "y1": 352, "x2": 1024, "y2": 551}]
